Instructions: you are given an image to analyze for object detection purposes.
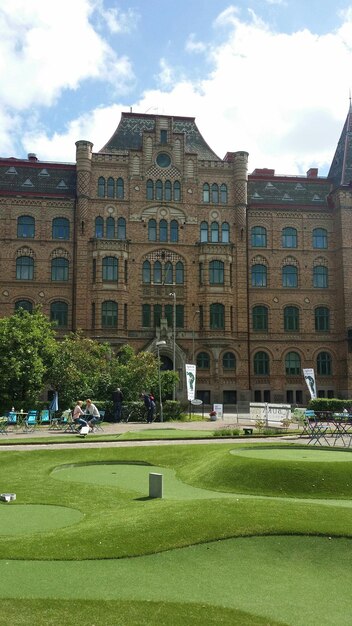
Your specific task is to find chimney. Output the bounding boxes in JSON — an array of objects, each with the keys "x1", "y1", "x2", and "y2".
[
  {"x1": 28, "y1": 153, "x2": 38, "y2": 161},
  {"x1": 307, "y1": 168, "x2": 318, "y2": 178}
]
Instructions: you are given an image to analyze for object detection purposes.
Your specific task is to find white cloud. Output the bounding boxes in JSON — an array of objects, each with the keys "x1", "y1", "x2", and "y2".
[
  {"x1": 0, "y1": 0, "x2": 134, "y2": 110},
  {"x1": 185, "y1": 34, "x2": 208, "y2": 54},
  {"x1": 5, "y1": 4, "x2": 352, "y2": 176},
  {"x1": 94, "y1": 1, "x2": 139, "y2": 34}
]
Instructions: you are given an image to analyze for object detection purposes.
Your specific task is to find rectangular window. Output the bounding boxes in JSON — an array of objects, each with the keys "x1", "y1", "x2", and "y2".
[
  {"x1": 142, "y1": 304, "x2": 151, "y2": 327},
  {"x1": 124, "y1": 303, "x2": 127, "y2": 329},
  {"x1": 176, "y1": 304, "x2": 184, "y2": 328},
  {"x1": 223, "y1": 390, "x2": 237, "y2": 404},
  {"x1": 160, "y1": 129, "x2": 167, "y2": 144},
  {"x1": 254, "y1": 390, "x2": 261, "y2": 402},
  {"x1": 263, "y1": 390, "x2": 271, "y2": 403},
  {"x1": 154, "y1": 304, "x2": 162, "y2": 327}
]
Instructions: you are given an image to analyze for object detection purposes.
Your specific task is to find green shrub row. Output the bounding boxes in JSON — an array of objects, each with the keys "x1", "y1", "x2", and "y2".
[{"x1": 308, "y1": 398, "x2": 352, "y2": 412}]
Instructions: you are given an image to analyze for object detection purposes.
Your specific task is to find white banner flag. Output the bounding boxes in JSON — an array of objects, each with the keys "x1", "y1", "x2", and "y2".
[
  {"x1": 185, "y1": 364, "x2": 196, "y2": 401},
  {"x1": 303, "y1": 368, "x2": 317, "y2": 399}
]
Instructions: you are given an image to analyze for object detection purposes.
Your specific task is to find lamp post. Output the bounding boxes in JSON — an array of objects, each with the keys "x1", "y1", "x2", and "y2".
[
  {"x1": 192, "y1": 309, "x2": 200, "y2": 363},
  {"x1": 156, "y1": 340, "x2": 166, "y2": 422},
  {"x1": 169, "y1": 291, "x2": 176, "y2": 400}
]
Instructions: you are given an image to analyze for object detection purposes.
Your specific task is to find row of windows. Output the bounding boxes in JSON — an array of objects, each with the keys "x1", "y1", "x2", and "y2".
[
  {"x1": 146, "y1": 180, "x2": 181, "y2": 202},
  {"x1": 17, "y1": 216, "x2": 70, "y2": 240},
  {"x1": 142, "y1": 260, "x2": 184, "y2": 284},
  {"x1": 142, "y1": 303, "x2": 226, "y2": 329},
  {"x1": 251, "y1": 226, "x2": 328, "y2": 249},
  {"x1": 252, "y1": 264, "x2": 328, "y2": 288},
  {"x1": 200, "y1": 222, "x2": 230, "y2": 243},
  {"x1": 252, "y1": 305, "x2": 330, "y2": 332},
  {"x1": 97, "y1": 177, "x2": 124, "y2": 199},
  {"x1": 197, "y1": 350, "x2": 333, "y2": 376},
  {"x1": 147, "y1": 219, "x2": 179, "y2": 242},
  {"x1": 202, "y1": 183, "x2": 228, "y2": 204},
  {"x1": 95, "y1": 217, "x2": 126, "y2": 239}
]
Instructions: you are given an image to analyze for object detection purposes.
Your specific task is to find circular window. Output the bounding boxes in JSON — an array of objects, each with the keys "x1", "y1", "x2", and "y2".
[{"x1": 156, "y1": 153, "x2": 171, "y2": 168}]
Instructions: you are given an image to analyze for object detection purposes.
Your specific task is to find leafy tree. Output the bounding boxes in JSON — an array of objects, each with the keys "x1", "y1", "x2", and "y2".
[
  {"x1": 48, "y1": 332, "x2": 114, "y2": 408},
  {"x1": 109, "y1": 344, "x2": 179, "y2": 402},
  {"x1": 0, "y1": 308, "x2": 57, "y2": 407}
]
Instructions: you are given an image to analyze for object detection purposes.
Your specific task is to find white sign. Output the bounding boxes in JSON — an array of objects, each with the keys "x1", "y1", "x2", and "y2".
[
  {"x1": 303, "y1": 368, "x2": 317, "y2": 399},
  {"x1": 250, "y1": 403, "x2": 291, "y2": 423},
  {"x1": 185, "y1": 364, "x2": 196, "y2": 401},
  {"x1": 213, "y1": 403, "x2": 223, "y2": 419}
]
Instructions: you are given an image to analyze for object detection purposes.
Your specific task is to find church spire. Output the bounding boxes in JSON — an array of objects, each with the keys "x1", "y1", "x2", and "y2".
[{"x1": 328, "y1": 102, "x2": 352, "y2": 188}]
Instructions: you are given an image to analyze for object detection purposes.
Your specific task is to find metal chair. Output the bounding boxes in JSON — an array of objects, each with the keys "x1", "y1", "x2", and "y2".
[{"x1": 23, "y1": 410, "x2": 38, "y2": 432}]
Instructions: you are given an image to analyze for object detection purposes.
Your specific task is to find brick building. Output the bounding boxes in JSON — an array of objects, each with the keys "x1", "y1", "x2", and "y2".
[{"x1": 1, "y1": 108, "x2": 352, "y2": 406}]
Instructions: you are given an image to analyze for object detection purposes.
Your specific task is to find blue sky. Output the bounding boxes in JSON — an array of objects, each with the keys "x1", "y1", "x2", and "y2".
[{"x1": 1, "y1": 0, "x2": 352, "y2": 175}]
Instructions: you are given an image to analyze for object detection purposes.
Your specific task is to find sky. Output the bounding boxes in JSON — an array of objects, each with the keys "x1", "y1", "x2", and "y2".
[{"x1": 1, "y1": 0, "x2": 352, "y2": 175}]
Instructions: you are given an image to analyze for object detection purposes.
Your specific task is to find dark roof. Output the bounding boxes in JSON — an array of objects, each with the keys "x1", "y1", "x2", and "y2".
[
  {"x1": 248, "y1": 175, "x2": 330, "y2": 208},
  {"x1": 0, "y1": 158, "x2": 76, "y2": 198},
  {"x1": 99, "y1": 112, "x2": 221, "y2": 161},
  {"x1": 328, "y1": 104, "x2": 352, "y2": 188}
]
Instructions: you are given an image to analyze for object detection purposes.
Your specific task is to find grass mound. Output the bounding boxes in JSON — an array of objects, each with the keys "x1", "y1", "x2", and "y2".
[{"x1": 182, "y1": 445, "x2": 352, "y2": 499}]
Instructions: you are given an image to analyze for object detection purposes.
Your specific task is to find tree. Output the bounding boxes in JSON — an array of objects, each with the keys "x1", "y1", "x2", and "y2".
[
  {"x1": 0, "y1": 308, "x2": 57, "y2": 407},
  {"x1": 48, "y1": 332, "x2": 114, "y2": 408}
]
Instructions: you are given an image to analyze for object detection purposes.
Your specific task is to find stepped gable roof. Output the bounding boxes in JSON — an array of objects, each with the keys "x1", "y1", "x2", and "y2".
[
  {"x1": 0, "y1": 156, "x2": 76, "y2": 197},
  {"x1": 99, "y1": 112, "x2": 221, "y2": 161},
  {"x1": 328, "y1": 103, "x2": 352, "y2": 188},
  {"x1": 249, "y1": 170, "x2": 330, "y2": 208}
]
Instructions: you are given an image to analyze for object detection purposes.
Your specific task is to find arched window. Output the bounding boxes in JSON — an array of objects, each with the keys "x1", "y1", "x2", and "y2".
[
  {"x1": 173, "y1": 180, "x2": 181, "y2": 201},
  {"x1": 153, "y1": 261, "x2": 162, "y2": 284},
  {"x1": 50, "y1": 301, "x2": 68, "y2": 327},
  {"x1": 220, "y1": 184, "x2": 227, "y2": 204},
  {"x1": 284, "y1": 306, "x2": 299, "y2": 331},
  {"x1": 209, "y1": 260, "x2": 224, "y2": 284},
  {"x1": 223, "y1": 352, "x2": 236, "y2": 369},
  {"x1": 200, "y1": 221, "x2": 208, "y2": 242},
  {"x1": 313, "y1": 228, "x2": 328, "y2": 249},
  {"x1": 285, "y1": 351, "x2": 301, "y2": 375},
  {"x1": 17, "y1": 215, "x2": 35, "y2": 238},
  {"x1": 282, "y1": 265, "x2": 298, "y2": 288},
  {"x1": 142, "y1": 260, "x2": 151, "y2": 284},
  {"x1": 156, "y1": 180, "x2": 163, "y2": 201},
  {"x1": 51, "y1": 257, "x2": 69, "y2": 281},
  {"x1": 210, "y1": 303, "x2": 224, "y2": 329},
  {"x1": 313, "y1": 266, "x2": 328, "y2": 288},
  {"x1": 52, "y1": 217, "x2": 69, "y2": 240},
  {"x1": 252, "y1": 264, "x2": 267, "y2": 287},
  {"x1": 317, "y1": 351, "x2": 332, "y2": 375},
  {"x1": 315, "y1": 306, "x2": 330, "y2": 331},
  {"x1": 95, "y1": 216, "x2": 104, "y2": 238},
  {"x1": 146, "y1": 179, "x2": 154, "y2": 200},
  {"x1": 164, "y1": 180, "x2": 172, "y2": 201},
  {"x1": 159, "y1": 219, "x2": 168, "y2": 242},
  {"x1": 164, "y1": 261, "x2": 173, "y2": 284},
  {"x1": 107, "y1": 177, "x2": 115, "y2": 198},
  {"x1": 15, "y1": 300, "x2": 33, "y2": 313},
  {"x1": 203, "y1": 183, "x2": 210, "y2": 203},
  {"x1": 116, "y1": 177, "x2": 124, "y2": 199},
  {"x1": 282, "y1": 227, "x2": 297, "y2": 248},
  {"x1": 254, "y1": 351, "x2": 269, "y2": 375},
  {"x1": 210, "y1": 221, "x2": 219, "y2": 243},
  {"x1": 102, "y1": 257, "x2": 118, "y2": 281},
  {"x1": 252, "y1": 305, "x2": 268, "y2": 331},
  {"x1": 16, "y1": 256, "x2": 34, "y2": 280},
  {"x1": 142, "y1": 304, "x2": 151, "y2": 327},
  {"x1": 251, "y1": 226, "x2": 267, "y2": 247},
  {"x1": 175, "y1": 261, "x2": 184, "y2": 284},
  {"x1": 211, "y1": 183, "x2": 219, "y2": 204},
  {"x1": 106, "y1": 217, "x2": 115, "y2": 239},
  {"x1": 117, "y1": 217, "x2": 126, "y2": 240},
  {"x1": 148, "y1": 219, "x2": 157, "y2": 241},
  {"x1": 97, "y1": 177, "x2": 105, "y2": 197},
  {"x1": 170, "y1": 220, "x2": 178, "y2": 242},
  {"x1": 102, "y1": 301, "x2": 118, "y2": 328},
  {"x1": 221, "y1": 222, "x2": 229, "y2": 243},
  {"x1": 197, "y1": 351, "x2": 210, "y2": 369}
]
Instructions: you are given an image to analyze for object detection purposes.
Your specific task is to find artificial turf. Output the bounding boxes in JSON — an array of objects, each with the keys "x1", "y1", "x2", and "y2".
[{"x1": 1, "y1": 443, "x2": 352, "y2": 625}]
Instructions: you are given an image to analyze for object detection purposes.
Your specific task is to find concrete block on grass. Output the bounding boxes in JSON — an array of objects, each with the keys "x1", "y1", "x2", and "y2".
[{"x1": 149, "y1": 473, "x2": 163, "y2": 498}]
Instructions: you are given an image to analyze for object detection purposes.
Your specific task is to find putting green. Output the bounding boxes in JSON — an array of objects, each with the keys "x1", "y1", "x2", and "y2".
[
  {"x1": 0, "y1": 536, "x2": 351, "y2": 626},
  {"x1": 230, "y1": 447, "x2": 352, "y2": 462},
  {"x1": 0, "y1": 504, "x2": 83, "y2": 536}
]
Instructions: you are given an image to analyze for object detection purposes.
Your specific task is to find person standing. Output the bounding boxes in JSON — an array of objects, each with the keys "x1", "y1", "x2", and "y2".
[
  {"x1": 112, "y1": 387, "x2": 124, "y2": 423},
  {"x1": 85, "y1": 399, "x2": 100, "y2": 432}
]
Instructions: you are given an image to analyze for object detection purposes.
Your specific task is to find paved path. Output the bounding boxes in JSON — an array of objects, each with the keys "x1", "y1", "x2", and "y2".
[{"x1": 0, "y1": 419, "x2": 303, "y2": 451}]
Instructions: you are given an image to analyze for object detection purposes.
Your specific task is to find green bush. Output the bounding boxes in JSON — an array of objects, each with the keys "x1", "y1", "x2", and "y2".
[
  {"x1": 214, "y1": 428, "x2": 240, "y2": 437},
  {"x1": 163, "y1": 400, "x2": 182, "y2": 421},
  {"x1": 309, "y1": 398, "x2": 352, "y2": 412}
]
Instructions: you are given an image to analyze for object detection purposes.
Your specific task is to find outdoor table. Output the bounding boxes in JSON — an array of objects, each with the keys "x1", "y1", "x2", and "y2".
[{"x1": 331, "y1": 414, "x2": 352, "y2": 447}]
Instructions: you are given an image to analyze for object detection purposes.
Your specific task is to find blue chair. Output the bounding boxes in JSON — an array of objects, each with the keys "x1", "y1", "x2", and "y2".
[
  {"x1": 24, "y1": 410, "x2": 38, "y2": 432},
  {"x1": 39, "y1": 409, "x2": 50, "y2": 426},
  {"x1": 6, "y1": 411, "x2": 18, "y2": 431}
]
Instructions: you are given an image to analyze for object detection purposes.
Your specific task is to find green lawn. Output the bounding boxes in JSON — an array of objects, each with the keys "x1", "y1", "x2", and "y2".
[{"x1": 1, "y1": 443, "x2": 352, "y2": 625}]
